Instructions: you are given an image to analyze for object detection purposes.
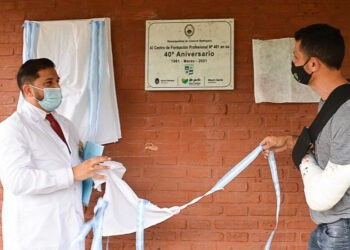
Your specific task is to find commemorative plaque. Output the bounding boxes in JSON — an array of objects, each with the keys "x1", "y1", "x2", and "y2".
[{"x1": 145, "y1": 19, "x2": 234, "y2": 90}]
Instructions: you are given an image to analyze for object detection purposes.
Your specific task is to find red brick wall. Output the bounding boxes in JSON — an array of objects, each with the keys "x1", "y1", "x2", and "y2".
[{"x1": 1, "y1": 0, "x2": 350, "y2": 249}]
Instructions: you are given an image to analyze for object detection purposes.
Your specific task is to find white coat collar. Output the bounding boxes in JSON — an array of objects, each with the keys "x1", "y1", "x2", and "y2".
[{"x1": 20, "y1": 100, "x2": 58, "y2": 123}]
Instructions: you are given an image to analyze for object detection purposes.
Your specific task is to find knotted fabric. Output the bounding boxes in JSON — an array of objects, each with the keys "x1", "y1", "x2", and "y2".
[{"x1": 46, "y1": 113, "x2": 71, "y2": 154}]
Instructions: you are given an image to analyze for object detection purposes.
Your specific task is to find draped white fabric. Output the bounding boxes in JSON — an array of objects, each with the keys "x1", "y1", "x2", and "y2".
[
  {"x1": 94, "y1": 146, "x2": 280, "y2": 246},
  {"x1": 20, "y1": 18, "x2": 121, "y2": 144}
]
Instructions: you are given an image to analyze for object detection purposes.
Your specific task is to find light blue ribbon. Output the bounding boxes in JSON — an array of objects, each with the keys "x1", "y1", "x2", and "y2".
[
  {"x1": 136, "y1": 145, "x2": 280, "y2": 250},
  {"x1": 71, "y1": 198, "x2": 108, "y2": 250},
  {"x1": 211, "y1": 145, "x2": 264, "y2": 192},
  {"x1": 23, "y1": 21, "x2": 40, "y2": 62},
  {"x1": 264, "y1": 151, "x2": 280, "y2": 250},
  {"x1": 136, "y1": 199, "x2": 150, "y2": 250},
  {"x1": 87, "y1": 19, "x2": 106, "y2": 143}
]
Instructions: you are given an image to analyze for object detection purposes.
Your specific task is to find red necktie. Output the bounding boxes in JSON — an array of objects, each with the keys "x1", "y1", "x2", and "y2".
[{"x1": 46, "y1": 113, "x2": 71, "y2": 153}]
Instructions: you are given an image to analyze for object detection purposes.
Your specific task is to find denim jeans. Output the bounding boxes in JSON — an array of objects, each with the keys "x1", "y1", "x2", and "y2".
[{"x1": 308, "y1": 218, "x2": 350, "y2": 249}]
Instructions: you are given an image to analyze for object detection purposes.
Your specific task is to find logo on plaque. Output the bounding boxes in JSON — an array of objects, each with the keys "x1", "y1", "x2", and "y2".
[{"x1": 184, "y1": 24, "x2": 195, "y2": 38}]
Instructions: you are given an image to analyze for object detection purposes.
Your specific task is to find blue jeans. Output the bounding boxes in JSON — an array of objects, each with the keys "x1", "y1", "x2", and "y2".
[{"x1": 309, "y1": 218, "x2": 350, "y2": 249}]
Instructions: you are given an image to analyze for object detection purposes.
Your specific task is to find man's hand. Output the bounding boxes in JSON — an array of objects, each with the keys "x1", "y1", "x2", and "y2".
[
  {"x1": 260, "y1": 135, "x2": 296, "y2": 158},
  {"x1": 72, "y1": 156, "x2": 111, "y2": 181}
]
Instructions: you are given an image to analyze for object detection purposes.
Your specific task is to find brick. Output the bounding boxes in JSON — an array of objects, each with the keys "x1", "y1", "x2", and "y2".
[
  {"x1": 156, "y1": 103, "x2": 182, "y2": 114},
  {"x1": 258, "y1": 218, "x2": 284, "y2": 230},
  {"x1": 178, "y1": 152, "x2": 222, "y2": 166},
  {"x1": 55, "y1": 0, "x2": 88, "y2": 9},
  {"x1": 215, "y1": 218, "x2": 258, "y2": 230},
  {"x1": 0, "y1": 79, "x2": 19, "y2": 92},
  {"x1": 0, "y1": 105, "x2": 16, "y2": 116},
  {"x1": 256, "y1": 232, "x2": 296, "y2": 242},
  {"x1": 189, "y1": 219, "x2": 211, "y2": 229},
  {"x1": 119, "y1": 103, "x2": 156, "y2": 114},
  {"x1": 249, "y1": 205, "x2": 281, "y2": 216},
  {"x1": 156, "y1": 129, "x2": 180, "y2": 141},
  {"x1": 213, "y1": 192, "x2": 259, "y2": 204},
  {"x1": 179, "y1": 182, "x2": 212, "y2": 192},
  {"x1": 279, "y1": 206, "x2": 298, "y2": 216},
  {"x1": 148, "y1": 92, "x2": 191, "y2": 102},
  {"x1": 122, "y1": 116, "x2": 146, "y2": 128},
  {"x1": 215, "y1": 141, "x2": 254, "y2": 153},
  {"x1": 155, "y1": 155, "x2": 177, "y2": 165},
  {"x1": 146, "y1": 190, "x2": 187, "y2": 203},
  {"x1": 288, "y1": 245, "x2": 310, "y2": 250},
  {"x1": 181, "y1": 130, "x2": 225, "y2": 141},
  {"x1": 286, "y1": 219, "x2": 315, "y2": 230},
  {"x1": 226, "y1": 232, "x2": 249, "y2": 242},
  {"x1": 116, "y1": 76, "x2": 144, "y2": 90},
  {"x1": 145, "y1": 142, "x2": 188, "y2": 154},
  {"x1": 191, "y1": 117, "x2": 215, "y2": 127},
  {"x1": 253, "y1": 103, "x2": 299, "y2": 114},
  {"x1": 263, "y1": 115, "x2": 292, "y2": 128},
  {"x1": 0, "y1": 10, "x2": 24, "y2": 22},
  {"x1": 182, "y1": 204, "x2": 223, "y2": 216},
  {"x1": 121, "y1": 129, "x2": 157, "y2": 141},
  {"x1": 18, "y1": 0, "x2": 55, "y2": 9},
  {"x1": 180, "y1": 231, "x2": 224, "y2": 241},
  {"x1": 284, "y1": 193, "x2": 307, "y2": 204},
  {"x1": 223, "y1": 205, "x2": 249, "y2": 216},
  {"x1": 186, "y1": 167, "x2": 212, "y2": 178},
  {"x1": 117, "y1": 90, "x2": 146, "y2": 103},
  {"x1": 143, "y1": 166, "x2": 186, "y2": 178},
  {"x1": 0, "y1": 67, "x2": 18, "y2": 79},
  {"x1": 0, "y1": 1, "x2": 15, "y2": 11},
  {"x1": 260, "y1": 167, "x2": 284, "y2": 179},
  {"x1": 215, "y1": 91, "x2": 254, "y2": 103},
  {"x1": 0, "y1": 45, "x2": 14, "y2": 55},
  {"x1": 216, "y1": 115, "x2": 263, "y2": 127},
  {"x1": 103, "y1": 142, "x2": 145, "y2": 156},
  {"x1": 190, "y1": 92, "x2": 215, "y2": 102},
  {"x1": 155, "y1": 217, "x2": 187, "y2": 229},
  {"x1": 0, "y1": 93, "x2": 16, "y2": 105},
  {"x1": 126, "y1": 181, "x2": 153, "y2": 191},
  {"x1": 190, "y1": 242, "x2": 218, "y2": 250},
  {"x1": 227, "y1": 103, "x2": 251, "y2": 114},
  {"x1": 153, "y1": 231, "x2": 177, "y2": 240},
  {"x1": 260, "y1": 192, "x2": 284, "y2": 204},
  {"x1": 147, "y1": 116, "x2": 191, "y2": 127},
  {"x1": 183, "y1": 104, "x2": 226, "y2": 114}
]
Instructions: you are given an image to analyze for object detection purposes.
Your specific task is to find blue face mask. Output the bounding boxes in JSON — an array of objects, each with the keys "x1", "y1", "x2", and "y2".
[{"x1": 31, "y1": 85, "x2": 62, "y2": 111}]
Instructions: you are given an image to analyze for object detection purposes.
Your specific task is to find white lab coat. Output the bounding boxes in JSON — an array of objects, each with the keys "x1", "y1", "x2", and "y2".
[{"x1": 0, "y1": 101, "x2": 84, "y2": 250}]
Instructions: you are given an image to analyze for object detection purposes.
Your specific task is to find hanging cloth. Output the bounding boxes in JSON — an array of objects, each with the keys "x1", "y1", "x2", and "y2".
[
  {"x1": 74, "y1": 145, "x2": 281, "y2": 250},
  {"x1": 20, "y1": 18, "x2": 121, "y2": 145}
]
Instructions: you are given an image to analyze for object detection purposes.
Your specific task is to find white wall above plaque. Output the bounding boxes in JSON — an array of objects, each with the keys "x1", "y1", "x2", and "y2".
[{"x1": 145, "y1": 19, "x2": 234, "y2": 91}]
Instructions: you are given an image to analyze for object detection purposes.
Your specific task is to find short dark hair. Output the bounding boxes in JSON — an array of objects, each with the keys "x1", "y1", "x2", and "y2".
[
  {"x1": 17, "y1": 58, "x2": 55, "y2": 92},
  {"x1": 294, "y1": 24, "x2": 345, "y2": 69}
]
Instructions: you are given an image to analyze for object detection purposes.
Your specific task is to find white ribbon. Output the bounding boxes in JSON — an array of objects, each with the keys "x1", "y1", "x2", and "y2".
[
  {"x1": 71, "y1": 198, "x2": 108, "y2": 250},
  {"x1": 136, "y1": 199, "x2": 150, "y2": 250}
]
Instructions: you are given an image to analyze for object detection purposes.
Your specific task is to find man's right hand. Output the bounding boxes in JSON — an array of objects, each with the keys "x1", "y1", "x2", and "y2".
[
  {"x1": 72, "y1": 156, "x2": 111, "y2": 181},
  {"x1": 260, "y1": 135, "x2": 296, "y2": 158}
]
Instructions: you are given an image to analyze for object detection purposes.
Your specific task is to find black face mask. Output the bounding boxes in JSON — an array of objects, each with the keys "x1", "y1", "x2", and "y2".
[{"x1": 291, "y1": 59, "x2": 312, "y2": 85}]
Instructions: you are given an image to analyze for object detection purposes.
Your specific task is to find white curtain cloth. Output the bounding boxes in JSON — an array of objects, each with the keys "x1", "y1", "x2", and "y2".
[
  {"x1": 20, "y1": 18, "x2": 121, "y2": 144},
  {"x1": 253, "y1": 37, "x2": 319, "y2": 103}
]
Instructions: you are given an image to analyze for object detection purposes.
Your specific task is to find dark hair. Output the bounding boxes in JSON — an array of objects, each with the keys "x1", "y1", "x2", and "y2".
[
  {"x1": 294, "y1": 24, "x2": 345, "y2": 69},
  {"x1": 16, "y1": 58, "x2": 55, "y2": 92}
]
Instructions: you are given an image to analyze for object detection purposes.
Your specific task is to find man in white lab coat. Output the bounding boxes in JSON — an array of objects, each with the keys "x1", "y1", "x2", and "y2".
[{"x1": 0, "y1": 58, "x2": 110, "y2": 250}]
